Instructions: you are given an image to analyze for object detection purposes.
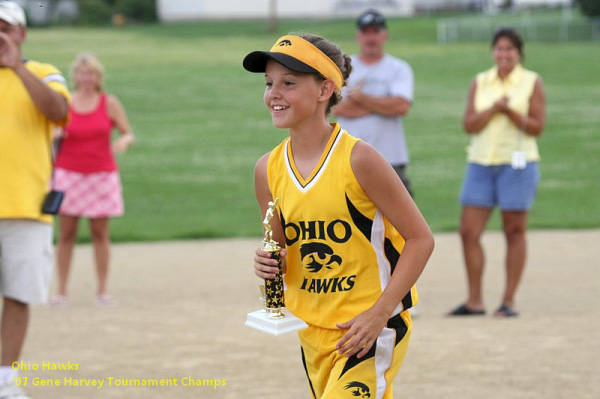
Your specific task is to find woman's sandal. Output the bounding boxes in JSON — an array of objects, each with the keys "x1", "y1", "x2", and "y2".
[
  {"x1": 447, "y1": 303, "x2": 486, "y2": 316},
  {"x1": 494, "y1": 304, "x2": 518, "y2": 317}
]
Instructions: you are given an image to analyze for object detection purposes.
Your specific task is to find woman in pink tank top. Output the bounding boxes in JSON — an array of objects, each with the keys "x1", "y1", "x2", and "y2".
[{"x1": 50, "y1": 53, "x2": 135, "y2": 308}]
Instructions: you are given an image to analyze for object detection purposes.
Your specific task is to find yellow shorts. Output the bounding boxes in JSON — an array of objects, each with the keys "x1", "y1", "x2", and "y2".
[{"x1": 298, "y1": 311, "x2": 412, "y2": 399}]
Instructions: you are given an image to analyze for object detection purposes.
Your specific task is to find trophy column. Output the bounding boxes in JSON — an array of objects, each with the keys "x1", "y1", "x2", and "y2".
[
  {"x1": 245, "y1": 197, "x2": 307, "y2": 335},
  {"x1": 262, "y1": 240, "x2": 285, "y2": 318}
]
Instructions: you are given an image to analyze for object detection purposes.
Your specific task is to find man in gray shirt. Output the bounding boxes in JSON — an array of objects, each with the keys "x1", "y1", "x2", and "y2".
[{"x1": 334, "y1": 9, "x2": 414, "y2": 196}]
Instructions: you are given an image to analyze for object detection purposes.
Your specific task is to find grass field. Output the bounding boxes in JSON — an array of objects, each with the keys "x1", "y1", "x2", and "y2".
[{"x1": 23, "y1": 11, "x2": 600, "y2": 242}]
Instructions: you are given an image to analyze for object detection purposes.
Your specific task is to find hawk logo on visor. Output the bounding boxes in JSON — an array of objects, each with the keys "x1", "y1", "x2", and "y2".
[{"x1": 278, "y1": 39, "x2": 292, "y2": 46}]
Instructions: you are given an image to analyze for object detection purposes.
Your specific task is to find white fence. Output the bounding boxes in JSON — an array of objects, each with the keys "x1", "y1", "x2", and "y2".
[{"x1": 438, "y1": 10, "x2": 600, "y2": 43}]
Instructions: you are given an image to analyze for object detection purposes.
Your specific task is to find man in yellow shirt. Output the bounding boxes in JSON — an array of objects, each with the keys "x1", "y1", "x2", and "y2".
[{"x1": 0, "y1": 2, "x2": 70, "y2": 398}]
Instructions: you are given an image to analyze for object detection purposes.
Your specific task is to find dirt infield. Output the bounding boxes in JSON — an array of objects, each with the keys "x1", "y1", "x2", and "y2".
[{"x1": 18, "y1": 230, "x2": 599, "y2": 399}]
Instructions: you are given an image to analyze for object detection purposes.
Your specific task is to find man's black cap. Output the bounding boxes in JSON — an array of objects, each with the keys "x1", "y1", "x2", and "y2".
[{"x1": 357, "y1": 9, "x2": 386, "y2": 30}]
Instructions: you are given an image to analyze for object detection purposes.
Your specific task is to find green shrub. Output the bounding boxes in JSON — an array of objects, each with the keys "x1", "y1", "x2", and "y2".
[
  {"x1": 77, "y1": 0, "x2": 113, "y2": 25},
  {"x1": 117, "y1": 0, "x2": 157, "y2": 22},
  {"x1": 578, "y1": 0, "x2": 600, "y2": 17},
  {"x1": 77, "y1": 0, "x2": 156, "y2": 25}
]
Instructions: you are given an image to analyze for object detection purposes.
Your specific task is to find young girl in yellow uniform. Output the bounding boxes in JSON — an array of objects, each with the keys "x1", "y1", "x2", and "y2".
[{"x1": 245, "y1": 34, "x2": 434, "y2": 399}]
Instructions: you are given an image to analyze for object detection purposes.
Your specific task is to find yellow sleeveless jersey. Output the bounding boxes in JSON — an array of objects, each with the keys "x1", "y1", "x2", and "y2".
[{"x1": 267, "y1": 123, "x2": 418, "y2": 329}]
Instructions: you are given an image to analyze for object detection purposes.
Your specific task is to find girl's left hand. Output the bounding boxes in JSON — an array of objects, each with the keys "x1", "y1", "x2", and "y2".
[
  {"x1": 112, "y1": 134, "x2": 134, "y2": 154},
  {"x1": 336, "y1": 306, "x2": 388, "y2": 359}
]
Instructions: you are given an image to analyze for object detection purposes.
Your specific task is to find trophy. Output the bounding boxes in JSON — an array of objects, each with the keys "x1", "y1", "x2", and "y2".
[{"x1": 245, "y1": 198, "x2": 307, "y2": 335}]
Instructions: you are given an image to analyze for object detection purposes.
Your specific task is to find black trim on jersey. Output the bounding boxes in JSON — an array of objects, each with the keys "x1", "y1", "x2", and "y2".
[
  {"x1": 383, "y1": 238, "x2": 400, "y2": 274},
  {"x1": 338, "y1": 342, "x2": 377, "y2": 380},
  {"x1": 301, "y1": 347, "x2": 317, "y2": 399},
  {"x1": 287, "y1": 126, "x2": 342, "y2": 189},
  {"x1": 345, "y1": 194, "x2": 372, "y2": 241},
  {"x1": 401, "y1": 292, "x2": 413, "y2": 311},
  {"x1": 279, "y1": 210, "x2": 295, "y2": 248},
  {"x1": 387, "y1": 314, "x2": 409, "y2": 346},
  {"x1": 384, "y1": 238, "x2": 413, "y2": 310}
]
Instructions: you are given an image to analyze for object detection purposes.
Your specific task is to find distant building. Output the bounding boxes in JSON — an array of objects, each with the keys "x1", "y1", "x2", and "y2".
[
  {"x1": 17, "y1": 0, "x2": 572, "y2": 26},
  {"x1": 156, "y1": 0, "x2": 415, "y2": 22}
]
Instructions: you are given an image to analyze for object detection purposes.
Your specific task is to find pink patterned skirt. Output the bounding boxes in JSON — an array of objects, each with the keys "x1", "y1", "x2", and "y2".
[{"x1": 54, "y1": 168, "x2": 124, "y2": 218}]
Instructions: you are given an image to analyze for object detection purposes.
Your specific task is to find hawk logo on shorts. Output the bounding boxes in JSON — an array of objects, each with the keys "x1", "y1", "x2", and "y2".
[
  {"x1": 278, "y1": 39, "x2": 292, "y2": 46},
  {"x1": 300, "y1": 242, "x2": 342, "y2": 273},
  {"x1": 344, "y1": 381, "x2": 371, "y2": 398}
]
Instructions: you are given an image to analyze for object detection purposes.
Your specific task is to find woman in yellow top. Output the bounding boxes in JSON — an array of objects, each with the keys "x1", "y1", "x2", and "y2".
[
  {"x1": 449, "y1": 28, "x2": 546, "y2": 318},
  {"x1": 246, "y1": 34, "x2": 434, "y2": 398}
]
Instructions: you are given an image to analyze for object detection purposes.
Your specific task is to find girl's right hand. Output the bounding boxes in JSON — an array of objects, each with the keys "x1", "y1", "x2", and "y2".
[{"x1": 254, "y1": 247, "x2": 287, "y2": 279}]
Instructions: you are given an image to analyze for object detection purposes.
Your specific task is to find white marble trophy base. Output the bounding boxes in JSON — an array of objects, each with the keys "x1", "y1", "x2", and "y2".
[{"x1": 245, "y1": 308, "x2": 308, "y2": 336}]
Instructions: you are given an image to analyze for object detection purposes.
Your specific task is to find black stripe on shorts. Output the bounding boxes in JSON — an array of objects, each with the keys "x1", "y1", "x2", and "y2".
[
  {"x1": 301, "y1": 346, "x2": 317, "y2": 399},
  {"x1": 337, "y1": 341, "x2": 377, "y2": 380}
]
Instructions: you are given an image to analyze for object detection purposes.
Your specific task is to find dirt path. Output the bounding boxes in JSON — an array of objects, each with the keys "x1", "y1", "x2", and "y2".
[{"x1": 18, "y1": 230, "x2": 600, "y2": 399}]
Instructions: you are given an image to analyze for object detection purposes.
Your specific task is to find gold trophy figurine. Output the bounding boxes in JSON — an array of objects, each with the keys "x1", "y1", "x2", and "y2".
[
  {"x1": 261, "y1": 198, "x2": 285, "y2": 318},
  {"x1": 245, "y1": 197, "x2": 307, "y2": 335},
  {"x1": 262, "y1": 198, "x2": 278, "y2": 247}
]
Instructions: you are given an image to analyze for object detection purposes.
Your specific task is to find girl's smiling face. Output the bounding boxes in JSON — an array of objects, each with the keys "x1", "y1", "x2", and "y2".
[{"x1": 264, "y1": 59, "x2": 325, "y2": 130}]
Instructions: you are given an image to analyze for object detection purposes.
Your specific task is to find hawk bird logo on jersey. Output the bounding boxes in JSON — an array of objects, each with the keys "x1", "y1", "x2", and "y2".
[
  {"x1": 344, "y1": 381, "x2": 371, "y2": 398},
  {"x1": 300, "y1": 242, "x2": 342, "y2": 273}
]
